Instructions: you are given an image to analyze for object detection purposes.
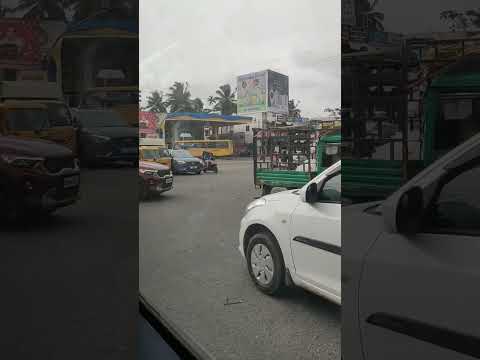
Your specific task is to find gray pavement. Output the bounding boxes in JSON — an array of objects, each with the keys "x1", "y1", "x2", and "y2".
[
  {"x1": 0, "y1": 168, "x2": 138, "y2": 360},
  {"x1": 140, "y1": 160, "x2": 340, "y2": 360}
]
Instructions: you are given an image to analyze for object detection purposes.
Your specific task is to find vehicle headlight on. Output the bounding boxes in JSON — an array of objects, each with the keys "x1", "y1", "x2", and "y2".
[
  {"x1": 0, "y1": 154, "x2": 44, "y2": 169},
  {"x1": 91, "y1": 134, "x2": 110, "y2": 143},
  {"x1": 245, "y1": 198, "x2": 266, "y2": 213}
]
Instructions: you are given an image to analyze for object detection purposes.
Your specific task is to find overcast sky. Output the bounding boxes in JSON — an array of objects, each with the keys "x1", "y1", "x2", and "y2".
[{"x1": 140, "y1": 0, "x2": 340, "y2": 118}]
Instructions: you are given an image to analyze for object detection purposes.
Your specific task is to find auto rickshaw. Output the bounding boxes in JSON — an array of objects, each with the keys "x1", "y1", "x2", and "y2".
[{"x1": 139, "y1": 138, "x2": 171, "y2": 169}]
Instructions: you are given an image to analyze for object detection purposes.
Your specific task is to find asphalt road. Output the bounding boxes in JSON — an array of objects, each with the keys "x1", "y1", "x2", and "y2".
[
  {"x1": 0, "y1": 167, "x2": 138, "y2": 360},
  {"x1": 140, "y1": 159, "x2": 340, "y2": 360}
]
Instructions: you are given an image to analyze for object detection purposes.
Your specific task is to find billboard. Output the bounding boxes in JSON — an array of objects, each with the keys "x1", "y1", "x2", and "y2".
[
  {"x1": 0, "y1": 19, "x2": 44, "y2": 66},
  {"x1": 237, "y1": 71, "x2": 267, "y2": 113},
  {"x1": 139, "y1": 111, "x2": 158, "y2": 138},
  {"x1": 267, "y1": 70, "x2": 289, "y2": 114}
]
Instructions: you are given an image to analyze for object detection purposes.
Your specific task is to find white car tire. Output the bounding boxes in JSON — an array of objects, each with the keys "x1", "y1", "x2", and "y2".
[{"x1": 246, "y1": 232, "x2": 286, "y2": 296}]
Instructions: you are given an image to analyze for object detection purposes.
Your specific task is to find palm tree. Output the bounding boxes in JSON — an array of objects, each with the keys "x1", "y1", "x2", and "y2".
[
  {"x1": 166, "y1": 82, "x2": 193, "y2": 112},
  {"x1": 146, "y1": 90, "x2": 167, "y2": 113},
  {"x1": 13, "y1": 0, "x2": 67, "y2": 20},
  {"x1": 208, "y1": 84, "x2": 237, "y2": 115},
  {"x1": 191, "y1": 98, "x2": 204, "y2": 112},
  {"x1": 440, "y1": 10, "x2": 469, "y2": 32},
  {"x1": 466, "y1": 9, "x2": 480, "y2": 29},
  {"x1": 440, "y1": 9, "x2": 480, "y2": 31}
]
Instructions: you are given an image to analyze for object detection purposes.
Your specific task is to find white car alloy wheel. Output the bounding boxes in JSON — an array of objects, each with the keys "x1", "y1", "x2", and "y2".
[
  {"x1": 246, "y1": 232, "x2": 286, "y2": 295},
  {"x1": 250, "y1": 244, "x2": 274, "y2": 285}
]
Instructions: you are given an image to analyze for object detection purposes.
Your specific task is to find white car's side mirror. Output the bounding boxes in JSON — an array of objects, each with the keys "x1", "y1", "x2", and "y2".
[
  {"x1": 301, "y1": 182, "x2": 318, "y2": 203},
  {"x1": 383, "y1": 186, "x2": 424, "y2": 234}
]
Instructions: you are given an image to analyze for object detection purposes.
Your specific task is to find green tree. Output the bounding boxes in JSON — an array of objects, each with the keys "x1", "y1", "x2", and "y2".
[
  {"x1": 14, "y1": 0, "x2": 67, "y2": 20},
  {"x1": 191, "y1": 98, "x2": 204, "y2": 112},
  {"x1": 166, "y1": 82, "x2": 193, "y2": 112},
  {"x1": 440, "y1": 10, "x2": 469, "y2": 31},
  {"x1": 207, "y1": 84, "x2": 237, "y2": 115},
  {"x1": 466, "y1": 9, "x2": 480, "y2": 28},
  {"x1": 325, "y1": 107, "x2": 341, "y2": 119},
  {"x1": 146, "y1": 90, "x2": 167, "y2": 113},
  {"x1": 440, "y1": 9, "x2": 480, "y2": 31}
]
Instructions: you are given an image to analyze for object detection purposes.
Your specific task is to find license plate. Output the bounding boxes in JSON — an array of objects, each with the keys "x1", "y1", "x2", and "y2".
[
  {"x1": 165, "y1": 177, "x2": 173, "y2": 184},
  {"x1": 64, "y1": 175, "x2": 79, "y2": 188},
  {"x1": 121, "y1": 147, "x2": 138, "y2": 154}
]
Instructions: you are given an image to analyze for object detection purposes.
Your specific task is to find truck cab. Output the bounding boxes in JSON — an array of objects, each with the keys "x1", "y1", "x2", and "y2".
[
  {"x1": 342, "y1": 47, "x2": 480, "y2": 203},
  {"x1": 253, "y1": 127, "x2": 340, "y2": 195}
]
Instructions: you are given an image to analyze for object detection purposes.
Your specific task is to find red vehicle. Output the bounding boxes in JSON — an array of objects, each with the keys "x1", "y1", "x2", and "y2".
[
  {"x1": 0, "y1": 136, "x2": 80, "y2": 220},
  {"x1": 139, "y1": 160, "x2": 173, "y2": 200}
]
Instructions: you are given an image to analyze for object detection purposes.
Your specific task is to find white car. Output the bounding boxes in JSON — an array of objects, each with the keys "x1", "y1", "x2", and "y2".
[
  {"x1": 342, "y1": 133, "x2": 480, "y2": 359},
  {"x1": 239, "y1": 161, "x2": 341, "y2": 304}
]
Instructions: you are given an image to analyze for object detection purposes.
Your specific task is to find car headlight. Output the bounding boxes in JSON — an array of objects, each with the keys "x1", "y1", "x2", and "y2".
[
  {"x1": 0, "y1": 154, "x2": 44, "y2": 169},
  {"x1": 139, "y1": 168, "x2": 156, "y2": 176},
  {"x1": 175, "y1": 160, "x2": 186, "y2": 164},
  {"x1": 245, "y1": 198, "x2": 267, "y2": 213},
  {"x1": 91, "y1": 134, "x2": 110, "y2": 143}
]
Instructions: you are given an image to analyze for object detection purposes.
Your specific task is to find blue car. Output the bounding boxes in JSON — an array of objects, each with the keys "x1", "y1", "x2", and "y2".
[{"x1": 168, "y1": 149, "x2": 204, "y2": 174}]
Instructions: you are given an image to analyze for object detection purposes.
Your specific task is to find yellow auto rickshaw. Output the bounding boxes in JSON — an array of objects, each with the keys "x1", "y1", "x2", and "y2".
[
  {"x1": 0, "y1": 101, "x2": 77, "y2": 153},
  {"x1": 139, "y1": 138, "x2": 171, "y2": 169},
  {"x1": 0, "y1": 81, "x2": 77, "y2": 153}
]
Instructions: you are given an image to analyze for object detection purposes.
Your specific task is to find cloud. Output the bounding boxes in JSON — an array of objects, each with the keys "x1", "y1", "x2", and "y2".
[{"x1": 140, "y1": 0, "x2": 340, "y2": 117}]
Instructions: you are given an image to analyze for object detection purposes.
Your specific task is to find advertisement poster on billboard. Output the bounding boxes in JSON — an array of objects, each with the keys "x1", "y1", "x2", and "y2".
[
  {"x1": 267, "y1": 70, "x2": 289, "y2": 114},
  {"x1": 237, "y1": 71, "x2": 267, "y2": 113},
  {"x1": 0, "y1": 19, "x2": 44, "y2": 66},
  {"x1": 139, "y1": 111, "x2": 158, "y2": 138}
]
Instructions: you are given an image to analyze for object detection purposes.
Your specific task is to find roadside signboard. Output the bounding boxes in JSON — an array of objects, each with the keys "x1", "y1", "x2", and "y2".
[
  {"x1": 139, "y1": 111, "x2": 158, "y2": 138},
  {"x1": 0, "y1": 19, "x2": 43, "y2": 66}
]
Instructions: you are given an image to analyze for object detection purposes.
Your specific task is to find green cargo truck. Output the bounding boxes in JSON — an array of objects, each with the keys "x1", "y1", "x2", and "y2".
[
  {"x1": 342, "y1": 42, "x2": 480, "y2": 202},
  {"x1": 253, "y1": 128, "x2": 340, "y2": 195}
]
